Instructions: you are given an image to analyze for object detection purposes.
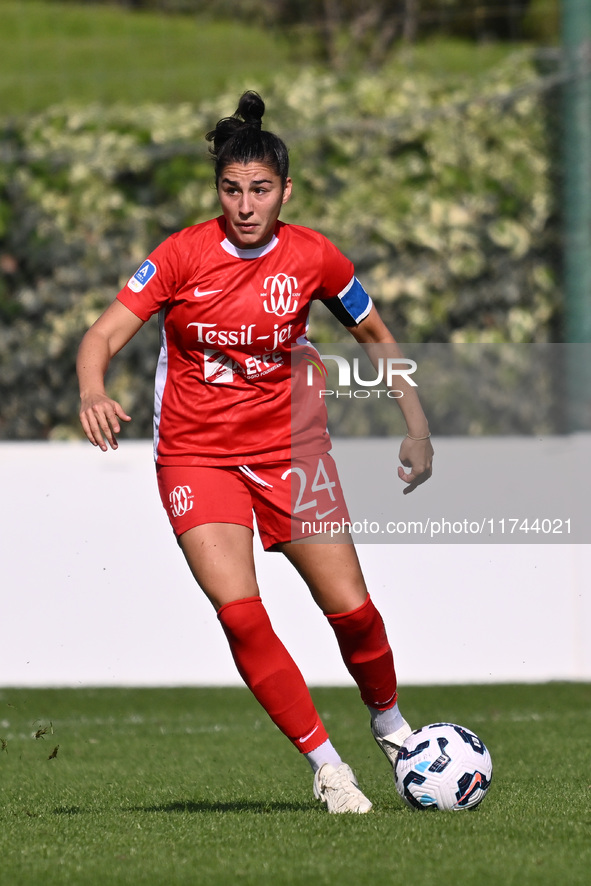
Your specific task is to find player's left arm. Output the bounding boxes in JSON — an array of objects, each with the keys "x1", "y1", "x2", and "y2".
[{"x1": 347, "y1": 305, "x2": 433, "y2": 494}]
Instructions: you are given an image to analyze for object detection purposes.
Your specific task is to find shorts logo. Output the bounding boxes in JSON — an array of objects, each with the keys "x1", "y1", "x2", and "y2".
[
  {"x1": 128, "y1": 259, "x2": 157, "y2": 293},
  {"x1": 261, "y1": 273, "x2": 300, "y2": 316},
  {"x1": 169, "y1": 485, "x2": 194, "y2": 518}
]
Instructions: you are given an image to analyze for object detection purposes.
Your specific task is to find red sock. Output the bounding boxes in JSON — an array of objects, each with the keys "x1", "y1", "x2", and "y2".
[
  {"x1": 326, "y1": 595, "x2": 398, "y2": 710},
  {"x1": 217, "y1": 596, "x2": 328, "y2": 754}
]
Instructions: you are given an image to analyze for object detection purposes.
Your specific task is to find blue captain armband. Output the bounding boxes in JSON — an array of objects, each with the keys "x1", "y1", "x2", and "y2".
[{"x1": 322, "y1": 276, "x2": 373, "y2": 327}]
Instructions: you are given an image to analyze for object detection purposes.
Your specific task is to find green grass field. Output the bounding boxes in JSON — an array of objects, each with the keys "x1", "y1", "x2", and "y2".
[
  {"x1": 1, "y1": 683, "x2": 589, "y2": 885},
  {"x1": 1, "y1": 1, "x2": 298, "y2": 114},
  {"x1": 2, "y1": 2, "x2": 527, "y2": 116}
]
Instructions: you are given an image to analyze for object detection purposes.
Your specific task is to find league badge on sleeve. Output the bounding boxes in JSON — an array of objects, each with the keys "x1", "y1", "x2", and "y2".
[{"x1": 128, "y1": 259, "x2": 157, "y2": 292}]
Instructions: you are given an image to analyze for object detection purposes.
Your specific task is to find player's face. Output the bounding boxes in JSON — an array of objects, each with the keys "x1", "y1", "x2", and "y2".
[{"x1": 217, "y1": 162, "x2": 292, "y2": 250}]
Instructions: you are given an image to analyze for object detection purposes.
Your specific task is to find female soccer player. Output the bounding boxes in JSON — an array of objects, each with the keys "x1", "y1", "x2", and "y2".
[{"x1": 77, "y1": 91, "x2": 433, "y2": 814}]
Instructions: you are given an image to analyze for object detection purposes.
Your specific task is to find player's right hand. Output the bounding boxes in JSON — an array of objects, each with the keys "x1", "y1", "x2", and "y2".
[{"x1": 79, "y1": 394, "x2": 131, "y2": 452}]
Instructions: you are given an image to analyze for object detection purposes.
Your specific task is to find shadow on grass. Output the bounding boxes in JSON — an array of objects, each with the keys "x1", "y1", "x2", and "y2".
[
  {"x1": 131, "y1": 800, "x2": 313, "y2": 814},
  {"x1": 53, "y1": 800, "x2": 312, "y2": 815}
]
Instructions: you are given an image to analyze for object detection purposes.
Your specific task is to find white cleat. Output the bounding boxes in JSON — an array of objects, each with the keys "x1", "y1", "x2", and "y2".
[
  {"x1": 313, "y1": 763, "x2": 373, "y2": 814},
  {"x1": 371, "y1": 720, "x2": 413, "y2": 769}
]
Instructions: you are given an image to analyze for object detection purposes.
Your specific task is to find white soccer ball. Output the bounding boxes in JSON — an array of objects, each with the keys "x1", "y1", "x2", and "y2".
[{"x1": 394, "y1": 722, "x2": 493, "y2": 811}]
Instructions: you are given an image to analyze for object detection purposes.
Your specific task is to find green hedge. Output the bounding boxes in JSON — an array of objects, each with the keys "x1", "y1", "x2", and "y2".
[{"x1": 0, "y1": 53, "x2": 561, "y2": 439}]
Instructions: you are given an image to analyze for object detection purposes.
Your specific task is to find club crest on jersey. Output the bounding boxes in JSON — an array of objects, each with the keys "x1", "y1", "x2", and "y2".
[
  {"x1": 260, "y1": 273, "x2": 300, "y2": 317},
  {"x1": 128, "y1": 259, "x2": 157, "y2": 293}
]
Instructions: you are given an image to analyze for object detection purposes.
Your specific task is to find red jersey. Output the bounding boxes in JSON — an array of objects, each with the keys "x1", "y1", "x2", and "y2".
[{"x1": 116, "y1": 216, "x2": 371, "y2": 465}]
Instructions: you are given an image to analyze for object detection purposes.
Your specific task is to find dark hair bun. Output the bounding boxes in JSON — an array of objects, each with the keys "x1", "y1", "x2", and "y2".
[
  {"x1": 205, "y1": 90, "x2": 265, "y2": 150},
  {"x1": 236, "y1": 91, "x2": 264, "y2": 129},
  {"x1": 206, "y1": 90, "x2": 289, "y2": 185}
]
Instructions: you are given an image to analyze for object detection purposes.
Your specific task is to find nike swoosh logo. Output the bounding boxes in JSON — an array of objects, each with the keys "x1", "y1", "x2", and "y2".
[
  {"x1": 194, "y1": 287, "x2": 223, "y2": 297},
  {"x1": 315, "y1": 506, "x2": 338, "y2": 520},
  {"x1": 297, "y1": 725, "x2": 320, "y2": 744}
]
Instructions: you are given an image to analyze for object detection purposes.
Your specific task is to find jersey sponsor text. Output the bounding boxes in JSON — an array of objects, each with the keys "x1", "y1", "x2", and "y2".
[
  {"x1": 188, "y1": 322, "x2": 293, "y2": 352},
  {"x1": 204, "y1": 348, "x2": 283, "y2": 382},
  {"x1": 187, "y1": 322, "x2": 256, "y2": 346}
]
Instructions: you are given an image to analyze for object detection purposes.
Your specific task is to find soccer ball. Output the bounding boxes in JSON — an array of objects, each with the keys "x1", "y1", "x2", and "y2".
[{"x1": 394, "y1": 722, "x2": 493, "y2": 811}]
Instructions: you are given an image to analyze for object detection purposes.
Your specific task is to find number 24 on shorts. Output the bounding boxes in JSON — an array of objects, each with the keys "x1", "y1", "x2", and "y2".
[{"x1": 282, "y1": 458, "x2": 340, "y2": 520}]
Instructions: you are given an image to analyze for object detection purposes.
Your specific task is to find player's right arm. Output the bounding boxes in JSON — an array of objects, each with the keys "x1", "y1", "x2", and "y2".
[{"x1": 77, "y1": 299, "x2": 145, "y2": 451}]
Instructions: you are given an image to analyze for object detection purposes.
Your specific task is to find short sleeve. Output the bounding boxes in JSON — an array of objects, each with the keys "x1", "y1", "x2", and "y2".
[
  {"x1": 116, "y1": 233, "x2": 183, "y2": 321},
  {"x1": 314, "y1": 234, "x2": 372, "y2": 326}
]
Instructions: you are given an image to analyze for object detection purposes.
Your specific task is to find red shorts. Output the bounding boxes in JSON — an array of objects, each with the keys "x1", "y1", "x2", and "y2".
[{"x1": 156, "y1": 453, "x2": 351, "y2": 550}]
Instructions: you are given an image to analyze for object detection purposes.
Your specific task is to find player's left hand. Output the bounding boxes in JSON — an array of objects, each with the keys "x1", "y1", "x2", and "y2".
[{"x1": 397, "y1": 435, "x2": 433, "y2": 494}]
